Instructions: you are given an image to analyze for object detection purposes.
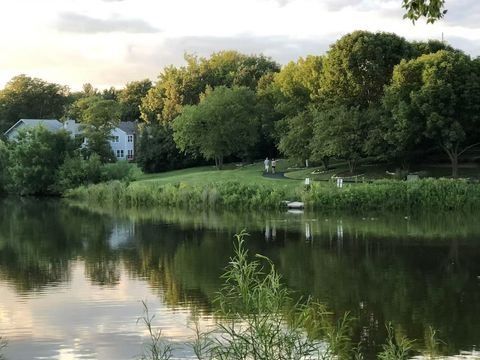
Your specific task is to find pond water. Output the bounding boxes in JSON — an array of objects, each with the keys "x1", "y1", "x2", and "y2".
[{"x1": 0, "y1": 198, "x2": 479, "y2": 359}]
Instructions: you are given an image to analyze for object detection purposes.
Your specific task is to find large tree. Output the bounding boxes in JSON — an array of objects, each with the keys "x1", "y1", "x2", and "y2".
[
  {"x1": 273, "y1": 55, "x2": 323, "y2": 117},
  {"x1": 118, "y1": 79, "x2": 152, "y2": 121},
  {"x1": 276, "y1": 110, "x2": 314, "y2": 167},
  {"x1": 384, "y1": 50, "x2": 480, "y2": 178},
  {"x1": 73, "y1": 97, "x2": 121, "y2": 162},
  {"x1": 0, "y1": 75, "x2": 68, "y2": 132},
  {"x1": 136, "y1": 123, "x2": 197, "y2": 173},
  {"x1": 320, "y1": 31, "x2": 413, "y2": 108},
  {"x1": 173, "y1": 86, "x2": 259, "y2": 168},
  {"x1": 310, "y1": 106, "x2": 371, "y2": 174},
  {"x1": 140, "y1": 52, "x2": 279, "y2": 125}
]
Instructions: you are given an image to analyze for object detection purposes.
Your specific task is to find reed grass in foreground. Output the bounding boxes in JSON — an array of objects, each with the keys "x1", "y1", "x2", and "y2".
[{"x1": 139, "y1": 231, "x2": 446, "y2": 360}]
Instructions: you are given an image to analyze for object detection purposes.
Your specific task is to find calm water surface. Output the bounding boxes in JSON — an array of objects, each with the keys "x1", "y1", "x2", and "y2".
[{"x1": 0, "y1": 198, "x2": 479, "y2": 359}]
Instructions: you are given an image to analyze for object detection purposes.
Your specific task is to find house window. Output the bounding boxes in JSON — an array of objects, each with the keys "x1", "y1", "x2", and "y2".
[
  {"x1": 116, "y1": 150, "x2": 124, "y2": 158},
  {"x1": 127, "y1": 150, "x2": 133, "y2": 158},
  {"x1": 112, "y1": 136, "x2": 119, "y2": 143},
  {"x1": 127, "y1": 135, "x2": 133, "y2": 143}
]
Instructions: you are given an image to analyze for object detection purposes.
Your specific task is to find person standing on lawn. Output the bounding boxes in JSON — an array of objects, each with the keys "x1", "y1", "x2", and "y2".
[
  {"x1": 264, "y1": 157, "x2": 270, "y2": 173},
  {"x1": 271, "y1": 159, "x2": 277, "y2": 174}
]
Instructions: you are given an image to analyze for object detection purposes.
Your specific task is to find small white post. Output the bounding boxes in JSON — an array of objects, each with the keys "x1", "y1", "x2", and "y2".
[{"x1": 336, "y1": 178, "x2": 343, "y2": 188}]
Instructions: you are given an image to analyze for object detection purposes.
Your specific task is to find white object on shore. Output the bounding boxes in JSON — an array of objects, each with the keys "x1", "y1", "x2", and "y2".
[
  {"x1": 336, "y1": 178, "x2": 343, "y2": 188},
  {"x1": 287, "y1": 201, "x2": 304, "y2": 209}
]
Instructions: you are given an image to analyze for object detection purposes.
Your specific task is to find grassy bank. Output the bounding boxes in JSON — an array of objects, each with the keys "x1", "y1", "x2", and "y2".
[
  {"x1": 66, "y1": 179, "x2": 298, "y2": 210},
  {"x1": 66, "y1": 163, "x2": 480, "y2": 211},
  {"x1": 302, "y1": 178, "x2": 480, "y2": 211}
]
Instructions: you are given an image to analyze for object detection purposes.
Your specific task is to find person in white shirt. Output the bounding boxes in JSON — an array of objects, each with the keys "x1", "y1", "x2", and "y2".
[{"x1": 264, "y1": 158, "x2": 270, "y2": 173}]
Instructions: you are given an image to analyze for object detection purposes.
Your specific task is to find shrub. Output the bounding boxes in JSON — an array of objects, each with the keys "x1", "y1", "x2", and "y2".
[
  {"x1": 55, "y1": 153, "x2": 102, "y2": 192},
  {"x1": 7, "y1": 126, "x2": 77, "y2": 195},
  {"x1": 101, "y1": 161, "x2": 142, "y2": 183}
]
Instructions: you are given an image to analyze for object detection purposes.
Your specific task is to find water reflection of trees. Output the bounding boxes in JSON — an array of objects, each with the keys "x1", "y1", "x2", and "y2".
[{"x1": 1, "y1": 199, "x2": 479, "y2": 356}]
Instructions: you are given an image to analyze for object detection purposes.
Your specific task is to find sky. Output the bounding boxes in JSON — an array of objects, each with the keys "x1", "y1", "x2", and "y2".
[{"x1": 1, "y1": 0, "x2": 480, "y2": 90}]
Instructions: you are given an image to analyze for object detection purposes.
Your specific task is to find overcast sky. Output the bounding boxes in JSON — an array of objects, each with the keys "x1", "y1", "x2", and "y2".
[{"x1": 1, "y1": 0, "x2": 479, "y2": 90}]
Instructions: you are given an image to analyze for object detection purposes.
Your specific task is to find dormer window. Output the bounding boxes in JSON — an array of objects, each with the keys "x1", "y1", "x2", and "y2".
[
  {"x1": 112, "y1": 136, "x2": 119, "y2": 143},
  {"x1": 127, "y1": 135, "x2": 133, "y2": 142}
]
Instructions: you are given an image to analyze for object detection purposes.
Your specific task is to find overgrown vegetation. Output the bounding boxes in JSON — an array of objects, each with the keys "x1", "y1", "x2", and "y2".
[
  {"x1": 302, "y1": 179, "x2": 480, "y2": 212},
  {"x1": 66, "y1": 172, "x2": 480, "y2": 212},
  {"x1": 66, "y1": 180, "x2": 295, "y2": 210},
  {"x1": 138, "y1": 231, "x2": 450, "y2": 360},
  {"x1": 0, "y1": 126, "x2": 140, "y2": 195}
]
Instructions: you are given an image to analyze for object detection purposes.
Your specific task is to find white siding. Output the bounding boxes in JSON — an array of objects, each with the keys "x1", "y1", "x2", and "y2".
[{"x1": 109, "y1": 128, "x2": 134, "y2": 160}]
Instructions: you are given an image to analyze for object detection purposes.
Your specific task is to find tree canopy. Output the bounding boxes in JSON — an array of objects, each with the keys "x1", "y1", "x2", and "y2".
[
  {"x1": 384, "y1": 50, "x2": 480, "y2": 177},
  {"x1": 0, "y1": 75, "x2": 68, "y2": 132},
  {"x1": 173, "y1": 86, "x2": 259, "y2": 168}
]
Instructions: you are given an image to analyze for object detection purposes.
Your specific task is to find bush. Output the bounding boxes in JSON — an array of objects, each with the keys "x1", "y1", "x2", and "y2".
[
  {"x1": 0, "y1": 140, "x2": 9, "y2": 193},
  {"x1": 55, "y1": 153, "x2": 103, "y2": 192},
  {"x1": 7, "y1": 126, "x2": 77, "y2": 195},
  {"x1": 101, "y1": 161, "x2": 142, "y2": 182}
]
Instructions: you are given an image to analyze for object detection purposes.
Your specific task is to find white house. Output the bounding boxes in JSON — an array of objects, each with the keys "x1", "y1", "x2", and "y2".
[{"x1": 4, "y1": 119, "x2": 137, "y2": 160}]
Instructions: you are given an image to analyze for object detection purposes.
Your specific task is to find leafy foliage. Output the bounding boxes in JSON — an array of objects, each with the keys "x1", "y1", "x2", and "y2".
[
  {"x1": 8, "y1": 126, "x2": 77, "y2": 195},
  {"x1": 136, "y1": 123, "x2": 197, "y2": 173},
  {"x1": 76, "y1": 98, "x2": 121, "y2": 163},
  {"x1": 402, "y1": 0, "x2": 447, "y2": 23},
  {"x1": 55, "y1": 153, "x2": 103, "y2": 192},
  {"x1": 0, "y1": 140, "x2": 9, "y2": 193},
  {"x1": 384, "y1": 50, "x2": 480, "y2": 177},
  {"x1": 119, "y1": 79, "x2": 152, "y2": 122},
  {"x1": 173, "y1": 86, "x2": 260, "y2": 168},
  {"x1": 320, "y1": 31, "x2": 413, "y2": 108},
  {"x1": 0, "y1": 75, "x2": 68, "y2": 132}
]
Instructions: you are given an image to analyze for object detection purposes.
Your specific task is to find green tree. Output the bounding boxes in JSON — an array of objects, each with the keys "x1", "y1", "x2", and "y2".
[
  {"x1": 7, "y1": 126, "x2": 77, "y2": 195},
  {"x1": 140, "y1": 52, "x2": 279, "y2": 125},
  {"x1": 173, "y1": 86, "x2": 259, "y2": 169},
  {"x1": 118, "y1": 79, "x2": 152, "y2": 122},
  {"x1": 310, "y1": 106, "x2": 370, "y2": 173},
  {"x1": 384, "y1": 50, "x2": 480, "y2": 178},
  {"x1": 136, "y1": 123, "x2": 196, "y2": 173},
  {"x1": 321, "y1": 31, "x2": 413, "y2": 108},
  {"x1": 402, "y1": 0, "x2": 447, "y2": 23},
  {"x1": 0, "y1": 140, "x2": 9, "y2": 192},
  {"x1": 273, "y1": 55, "x2": 324, "y2": 116},
  {"x1": 77, "y1": 98, "x2": 121, "y2": 162},
  {"x1": 276, "y1": 110, "x2": 314, "y2": 167},
  {"x1": 0, "y1": 75, "x2": 68, "y2": 132}
]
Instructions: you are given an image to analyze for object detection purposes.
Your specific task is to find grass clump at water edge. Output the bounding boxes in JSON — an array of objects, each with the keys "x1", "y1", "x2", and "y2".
[{"x1": 65, "y1": 180, "x2": 296, "y2": 210}]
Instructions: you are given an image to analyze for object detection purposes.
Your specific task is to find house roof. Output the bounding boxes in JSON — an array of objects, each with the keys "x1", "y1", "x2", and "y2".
[
  {"x1": 117, "y1": 121, "x2": 137, "y2": 135},
  {"x1": 4, "y1": 119, "x2": 63, "y2": 137}
]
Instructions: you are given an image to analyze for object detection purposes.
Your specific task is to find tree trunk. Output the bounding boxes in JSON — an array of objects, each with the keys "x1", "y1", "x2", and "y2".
[
  {"x1": 444, "y1": 147, "x2": 459, "y2": 179},
  {"x1": 215, "y1": 155, "x2": 223, "y2": 170},
  {"x1": 322, "y1": 156, "x2": 330, "y2": 171},
  {"x1": 451, "y1": 155, "x2": 458, "y2": 179},
  {"x1": 347, "y1": 158, "x2": 357, "y2": 174}
]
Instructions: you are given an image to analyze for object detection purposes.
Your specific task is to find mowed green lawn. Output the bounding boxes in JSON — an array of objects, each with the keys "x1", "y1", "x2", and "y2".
[
  {"x1": 136, "y1": 162, "x2": 302, "y2": 191},
  {"x1": 135, "y1": 159, "x2": 480, "y2": 190}
]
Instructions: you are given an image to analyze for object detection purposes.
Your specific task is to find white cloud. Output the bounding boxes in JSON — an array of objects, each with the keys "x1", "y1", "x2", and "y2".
[
  {"x1": 0, "y1": 0, "x2": 479, "y2": 90},
  {"x1": 55, "y1": 12, "x2": 160, "y2": 33}
]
